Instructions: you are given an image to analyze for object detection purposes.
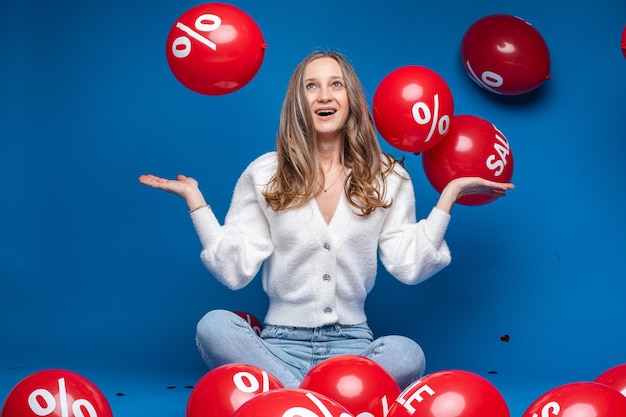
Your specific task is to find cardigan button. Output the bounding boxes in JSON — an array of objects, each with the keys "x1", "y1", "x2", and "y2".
[
  {"x1": 323, "y1": 274, "x2": 331, "y2": 282},
  {"x1": 323, "y1": 243, "x2": 331, "y2": 251},
  {"x1": 324, "y1": 307, "x2": 332, "y2": 314}
]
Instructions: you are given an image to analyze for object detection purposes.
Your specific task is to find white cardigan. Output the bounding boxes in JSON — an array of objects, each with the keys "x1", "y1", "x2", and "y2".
[{"x1": 190, "y1": 152, "x2": 451, "y2": 328}]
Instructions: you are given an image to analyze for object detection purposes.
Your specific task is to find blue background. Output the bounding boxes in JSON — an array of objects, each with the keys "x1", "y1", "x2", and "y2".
[{"x1": 1, "y1": 0, "x2": 625, "y2": 415}]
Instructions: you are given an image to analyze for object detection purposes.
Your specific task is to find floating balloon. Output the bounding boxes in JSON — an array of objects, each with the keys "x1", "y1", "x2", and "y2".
[
  {"x1": 1, "y1": 369, "x2": 113, "y2": 417},
  {"x1": 622, "y1": 25, "x2": 626, "y2": 59},
  {"x1": 595, "y1": 363, "x2": 626, "y2": 397},
  {"x1": 421, "y1": 114, "x2": 514, "y2": 206},
  {"x1": 166, "y1": 3, "x2": 267, "y2": 95},
  {"x1": 232, "y1": 388, "x2": 353, "y2": 417},
  {"x1": 388, "y1": 370, "x2": 509, "y2": 417},
  {"x1": 234, "y1": 311, "x2": 264, "y2": 336},
  {"x1": 187, "y1": 363, "x2": 283, "y2": 417},
  {"x1": 373, "y1": 65, "x2": 454, "y2": 153},
  {"x1": 461, "y1": 14, "x2": 550, "y2": 95},
  {"x1": 300, "y1": 355, "x2": 400, "y2": 417},
  {"x1": 522, "y1": 382, "x2": 626, "y2": 417}
]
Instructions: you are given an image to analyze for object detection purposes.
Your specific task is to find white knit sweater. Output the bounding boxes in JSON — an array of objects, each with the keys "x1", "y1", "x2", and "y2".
[{"x1": 190, "y1": 152, "x2": 452, "y2": 328}]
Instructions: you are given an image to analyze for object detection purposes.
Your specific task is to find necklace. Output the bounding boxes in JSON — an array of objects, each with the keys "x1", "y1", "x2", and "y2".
[{"x1": 319, "y1": 169, "x2": 344, "y2": 192}]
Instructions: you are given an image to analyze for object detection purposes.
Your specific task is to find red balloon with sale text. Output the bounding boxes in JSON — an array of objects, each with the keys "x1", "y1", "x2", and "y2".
[
  {"x1": 373, "y1": 65, "x2": 454, "y2": 154},
  {"x1": 422, "y1": 114, "x2": 514, "y2": 206},
  {"x1": 522, "y1": 382, "x2": 626, "y2": 417},
  {"x1": 187, "y1": 363, "x2": 283, "y2": 417},
  {"x1": 299, "y1": 355, "x2": 400, "y2": 417},
  {"x1": 388, "y1": 370, "x2": 509, "y2": 417},
  {"x1": 461, "y1": 14, "x2": 550, "y2": 95},
  {"x1": 166, "y1": 3, "x2": 267, "y2": 95},
  {"x1": 595, "y1": 363, "x2": 626, "y2": 397},
  {"x1": 232, "y1": 388, "x2": 353, "y2": 417},
  {"x1": 1, "y1": 369, "x2": 113, "y2": 417}
]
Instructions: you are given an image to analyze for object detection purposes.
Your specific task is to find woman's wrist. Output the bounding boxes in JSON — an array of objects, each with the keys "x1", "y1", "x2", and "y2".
[{"x1": 436, "y1": 182, "x2": 461, "y2": 214}]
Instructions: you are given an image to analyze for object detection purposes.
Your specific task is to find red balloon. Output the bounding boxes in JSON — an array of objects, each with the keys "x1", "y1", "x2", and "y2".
[
  {"x1": 595, "y1": 363, "x2": 626, "y2": 396},
  {"x1": 421, "y1": 114, "x2": 514, "y2": 206},
  {"x1": 187, "y1": 363, "x2": 283, "y2": 417},
  {"x1": 522, "y1": 382, "x2": 626, "y2": 417},
  {"x1": 299, "y1": 355, "x2": 400, "y2": 417},
  {"x1": 232, "y1": 388, "x2": 354, "y2": 417},
  {"x1": 621, "y1": 25, "x2": 626, "y2": 59},
  {"x1": 1, "y1": 369, "x2": 113, "y2": 417},
  {"x1": 461, "y1": 14, "x2": 550, "y2": 95},
  {"x1": 388, "y1": 370, "x2": 509, "y2": 417},
  {"x1": 166, "y1": 3, "x2": 267, "y2": 95},
  {"x1": 373, "y1": 66, "x2": 454, "y2": 153},
  {"x1": 234, "y1": 311, "x2": 264, "y2": 336}
]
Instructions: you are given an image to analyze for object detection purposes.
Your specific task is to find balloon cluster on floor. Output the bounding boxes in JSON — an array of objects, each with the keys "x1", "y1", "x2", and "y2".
[{"x1": 2, "y1": 361, "x2": 626, "y2": 416}]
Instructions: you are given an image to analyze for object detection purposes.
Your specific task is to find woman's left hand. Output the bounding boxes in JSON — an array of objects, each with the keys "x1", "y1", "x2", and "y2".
[{"x1": 436, "y1": 177, "x2": 515, "y2": 213}]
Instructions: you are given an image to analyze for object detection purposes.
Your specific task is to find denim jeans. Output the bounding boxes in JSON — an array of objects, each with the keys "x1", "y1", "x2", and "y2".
[{"x1": 195, "y1": 309, "x2": 425, "y2": 389}]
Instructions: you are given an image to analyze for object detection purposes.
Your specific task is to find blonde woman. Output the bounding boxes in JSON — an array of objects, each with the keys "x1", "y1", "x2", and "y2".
[{"x1": 139, "y1": 50, "x2": 514, "y2": 388}]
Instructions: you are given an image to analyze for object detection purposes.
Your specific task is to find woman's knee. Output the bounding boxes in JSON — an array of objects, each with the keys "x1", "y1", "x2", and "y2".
[{"x1": 366, "y1": 335, "x2": 425, "y2": 389}]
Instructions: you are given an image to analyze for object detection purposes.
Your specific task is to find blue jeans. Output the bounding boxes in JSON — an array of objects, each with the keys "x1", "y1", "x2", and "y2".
[{"x1": 195, "y1": 309, "x2": 425, "y2": 389}]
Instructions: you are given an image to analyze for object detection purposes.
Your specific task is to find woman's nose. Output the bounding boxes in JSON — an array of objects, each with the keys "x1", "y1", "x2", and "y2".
[{"x1": 317, "y1": 86, "x2": 332, "y2": 101}]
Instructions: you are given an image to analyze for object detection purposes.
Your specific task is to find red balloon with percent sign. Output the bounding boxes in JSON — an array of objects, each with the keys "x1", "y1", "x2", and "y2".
[
  {"x1": 232, "y1": 388, "x2": 353, "y2": 417},
  {"x1": 521, "y1": 382, "x2": 626, "y2": 417},
  {"x1": 594, "y1": 363, "x2": 626, "y2": 397},
  {"x1": 166, "y1": 3, "x2": 267, "y2": 95},
  {"x1": 234, "y1": 311, "x2": 264, "y2": 336},
  {"x1": 373, "y1": 65, "x2": 454, "y2": 154},
  {"x1": 1, "y1": 369, "x2": 113, "y2": 417},
  {"x1": 388, "y1": 370, "x2": 509, "y2": 417},
  {"x1": 187, "y1": 363, "x2": 283, "y2": 417},
  {"x1": 300, "y1": 355, "x2": 400, "y2": 417},
  {"x1": 422, "y1": 114, "x2": 514, "y2": 206},
  {"x1": 461, "y1": 14, "x2": 550, "y2": 95}
]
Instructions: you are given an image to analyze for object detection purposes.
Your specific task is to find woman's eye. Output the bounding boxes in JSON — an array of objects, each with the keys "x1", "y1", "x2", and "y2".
[
  {"x1": 306, "y1": 83, "x2": 317, "y2": 89},
  {"x1": 333, "y1": 81, "x2": 343, "y2": 87}
]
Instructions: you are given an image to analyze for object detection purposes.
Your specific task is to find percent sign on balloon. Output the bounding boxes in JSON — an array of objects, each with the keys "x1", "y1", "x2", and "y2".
[
  {"x1": 171, "y1": 13, "x2": 222, "y2": 58},
  {"x1": 464, "y1": 61, "x2": 503, "y2": 94},
  {"x1": 232, "y1": 370, "x2": 273, "y2": 393},
  {"x1": 283, "y1": 392, "x2": 352, "y2": 417},
  {"x1": 411, "y1": 93, "x2": 451, "y2": 145},
  {"x1": 28, "y1": 377, "x2": 99, "y2": 417}
]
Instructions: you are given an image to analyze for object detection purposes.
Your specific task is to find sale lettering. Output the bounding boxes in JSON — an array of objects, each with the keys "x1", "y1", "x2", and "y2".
[
  {"x1": 485, "y1": 128, "x2": 510, "y2": 176},
  {"x1": 395, "y1": 382, "x2": 435, "y2": 415}
]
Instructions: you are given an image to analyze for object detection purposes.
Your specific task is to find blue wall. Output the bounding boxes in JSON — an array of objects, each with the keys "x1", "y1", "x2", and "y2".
[{"x1": 1, "y1": 0, "x2": 625, "y2": 414}]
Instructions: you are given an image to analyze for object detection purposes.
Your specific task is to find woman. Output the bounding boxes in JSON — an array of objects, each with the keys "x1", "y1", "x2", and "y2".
[{"x1": 138, "y1": 50, "x2": 514, "y2": 389}]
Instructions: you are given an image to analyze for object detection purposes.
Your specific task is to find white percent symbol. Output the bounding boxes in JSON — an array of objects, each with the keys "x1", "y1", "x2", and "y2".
[
  {"x1": 27, "y1": 377, "x2": 98, "y2": 417},
  {"x1": 282, "y1": 392, "x2": 352, "y2": 417},
  {"x1": 172, "y1": 14, "x2": 222, "y2": 58},
  {"x1": 465, "y1": 60, "x2": 503, "y2": 94},
  {"x1": 232, "y1": 370, "x2": 270, "y2": 393},
  {"x1": 411, "y1": 93, "x2": 450, "y2": 144}
]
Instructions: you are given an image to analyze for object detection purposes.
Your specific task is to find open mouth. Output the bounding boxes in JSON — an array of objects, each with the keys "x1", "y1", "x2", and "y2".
[{"x1": 316, "y1": 109, "x2": 336, "y2": 117}]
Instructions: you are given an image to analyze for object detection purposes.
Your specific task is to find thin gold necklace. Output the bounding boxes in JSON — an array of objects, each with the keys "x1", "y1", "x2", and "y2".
[{"x1": 319, "y1": 169, "x2": 344, "y2": 192}]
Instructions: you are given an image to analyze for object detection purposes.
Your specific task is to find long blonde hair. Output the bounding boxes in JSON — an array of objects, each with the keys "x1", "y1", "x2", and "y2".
[{"x1": 263, "y1": 50, "x2": 398, "y2": 215}]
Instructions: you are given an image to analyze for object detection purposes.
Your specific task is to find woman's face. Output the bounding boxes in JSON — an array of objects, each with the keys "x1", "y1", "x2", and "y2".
[{"x1": 303, "y1": 57, "x2": 349, "y2": 141}]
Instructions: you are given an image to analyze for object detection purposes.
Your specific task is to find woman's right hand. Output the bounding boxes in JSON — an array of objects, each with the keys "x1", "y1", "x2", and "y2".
[{"x1": 138, "y1": 174, "x2": 207, "y2": 211}]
